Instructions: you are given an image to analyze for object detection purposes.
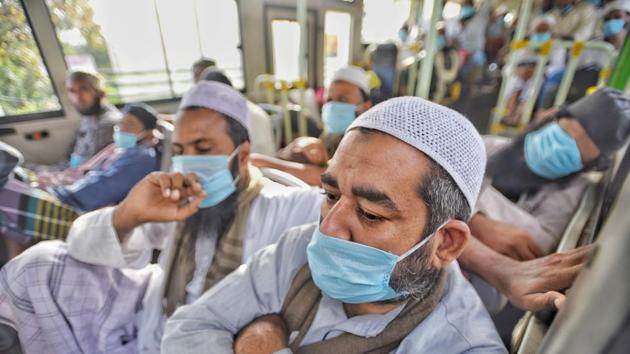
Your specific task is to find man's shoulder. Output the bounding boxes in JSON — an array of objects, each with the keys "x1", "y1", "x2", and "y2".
[{"x1": 398, "y1": 262, "x2": 506, "y2": 353}]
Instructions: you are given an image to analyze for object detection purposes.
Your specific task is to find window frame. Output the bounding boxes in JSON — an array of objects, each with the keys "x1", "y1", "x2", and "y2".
[
  {"x1": 0, "y1": 0, "x2": 65, "y2": 124},
  {"x1": 45, "y1": 0, "x2": 248, "y2": 102},
  {"x1": 1, "y1": 0, "x2": 247, "y2": 125}
]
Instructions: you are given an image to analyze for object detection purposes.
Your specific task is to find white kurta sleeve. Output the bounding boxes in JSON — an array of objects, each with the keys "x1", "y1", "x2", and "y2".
[
  {"x1": 161, "y1": 224, "x2": 314, "y2": 354},
  {"x1": 66, "y1": 206, "x2": 174, "y2": 269}
]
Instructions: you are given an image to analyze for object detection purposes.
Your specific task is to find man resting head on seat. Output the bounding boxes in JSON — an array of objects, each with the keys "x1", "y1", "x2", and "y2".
[
  {"x1": 162, "y1": 97, "x2": 507, "y2": 353},
  {"x1": 460, "y1": 89, "x2": 630, "y2": 312},
  {"x1": 0, "y1": 82, "x2": 323, "y2": 354},
  {"x1": 0, "y1": 103, "x2": 160, "y2": 257},
  {"x1": 250, "y1": 66, "x2": 372, "y2": 185}
]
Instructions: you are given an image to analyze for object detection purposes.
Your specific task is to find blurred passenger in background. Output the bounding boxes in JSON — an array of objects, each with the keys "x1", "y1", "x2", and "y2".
[{"x1": 0, "y1": 104, "x2": 160, "y2": 258}]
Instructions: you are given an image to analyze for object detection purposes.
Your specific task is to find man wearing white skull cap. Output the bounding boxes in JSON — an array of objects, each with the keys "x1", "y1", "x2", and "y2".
[
  {"x1": 0, "y1": 82, "x2": 324, "y2": 353},
  {"x1": 163, "y1": 96, "x2": 507, "y2": 353}
]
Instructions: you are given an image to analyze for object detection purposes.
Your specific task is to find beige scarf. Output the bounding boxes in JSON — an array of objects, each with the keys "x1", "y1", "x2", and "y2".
[
  {"x1": 280, "y1": 264, "x2": 446, "y2": 354},
  {"x1": 161, "y1": 166, "x2": 265, "y2": 316}
]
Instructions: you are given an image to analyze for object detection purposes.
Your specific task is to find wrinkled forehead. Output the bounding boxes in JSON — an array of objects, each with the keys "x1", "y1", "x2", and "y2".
[{"x1": 326, "y1": 130, "x2": 430, "y2": 201}]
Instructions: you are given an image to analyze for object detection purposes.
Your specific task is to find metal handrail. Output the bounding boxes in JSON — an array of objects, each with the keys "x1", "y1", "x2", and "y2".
[{"x1": 489, "y1": 39, "x2": 617, "y2": 135}]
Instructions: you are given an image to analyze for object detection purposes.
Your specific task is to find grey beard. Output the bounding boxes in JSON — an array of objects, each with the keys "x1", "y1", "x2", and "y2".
[
  {"x1": 380, "y1": 239, "x2": 443, "y2": 305},
  {"x1": 181, "y1": 191, "x2": 238, "y2": 255}
]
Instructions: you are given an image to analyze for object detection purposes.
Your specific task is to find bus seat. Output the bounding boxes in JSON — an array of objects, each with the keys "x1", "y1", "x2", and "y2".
[
  {"x1": 533, "y1": 164, "x2": 630, "y2": 354},
  {"x1": 258, "y1": 104, "x2": 322, "y2": 148},
  {"x1": 0, "y1": 323, "x2": 22, "y2": 354},
  {"x1": 260, "y1": 168, "x2": 309, "y2": 189},
  {"x1": 510, "y1": 171, "x2": 605, "y2": 353},
  {"x1": 156, "y1": 119, "x2": 174, "y2": 171},
  {"x1": 260, "y1": 167, "x2": 309, "y2": 189}
]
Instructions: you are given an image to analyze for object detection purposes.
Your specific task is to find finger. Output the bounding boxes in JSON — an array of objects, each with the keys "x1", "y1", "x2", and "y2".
[
  {"x1": 156, "y1": 173, "x2": 174, "y2": 198},
  {"x1": 527, "y1": 238, "x2": 544, "y2": 258},
  {"x1": 545, "y1": 263, "x2": 584, "y2": 290},
  {"x1": 516, "y1": 242, "x2": 537, "y2": 261},
  {"x1": 174, "y1": 192, "x2": 206, "y2": 221},
  {"x1": 169, "y1": 173, "x2": 186, "y2": 201},
  {"x1": 554, "y1": 295, "x2": 566, "y2": 310},
  {"x1": 526, "y1": 291, "x2": 565, "y2": 312}
]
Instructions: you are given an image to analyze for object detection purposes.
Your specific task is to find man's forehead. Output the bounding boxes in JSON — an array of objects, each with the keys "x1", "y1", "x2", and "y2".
[
  {"x1": 329, "y1": 80, "x2": 362, "y2": 95},
  {"x1": 174, "y1": 109, "x2": 228, "y2": 141},
  {"x1": 326, "y1": 131, "x2": 429, "y2": 194}
]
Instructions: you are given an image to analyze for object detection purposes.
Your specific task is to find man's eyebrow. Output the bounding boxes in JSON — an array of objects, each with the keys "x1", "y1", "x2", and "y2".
[
  {"x1": 352, "y1": 186, "x2": 399, "y2": 212},
  {"x1": 320, "y1": 173, "x2": 339, "y2": 188}
]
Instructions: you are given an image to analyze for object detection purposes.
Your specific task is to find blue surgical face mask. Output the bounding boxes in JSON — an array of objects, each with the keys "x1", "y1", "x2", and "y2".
[
  {"x1": 460, "y1": 5, "x2": 476, "y2": 20},
  {"x1": 322, "y1": 101, "x2": 358, "y2": 135},
  {"x1": 398, "y1": 30, "x2": 409, "y2": 42},
  {"x1": 113, "y1": 130, "x2": 140, "y2": 149},
  {"x1": 603, "y1": 19, "x2": 626, "y2": 38},
  {"x1": 69, "y1": 153, "x2": 85, "y2": 168},
  {"x1": 436, "y1": 35, "x2": 446, "y2": 50},
  {"x1": 307, "y1": 223, "x2": 442, "y2": 304},
  {"x1": 171, "y1": 148, "x2": 240, "y2": 208},
  {"x1": 524, "y1": 122, "x2": 584, "y2": 179},
  {"x1": 530, "y1": 32, "x2": 552, "y2": 47}
]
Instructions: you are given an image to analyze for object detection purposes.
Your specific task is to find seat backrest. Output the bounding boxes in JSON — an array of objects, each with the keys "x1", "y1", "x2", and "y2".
[
  {"x1": 535, "y1": 166, "x2": 630, "y2": 354},
  {"x1": 260, "y1": 167, "x2": 309, "y2": 189}
]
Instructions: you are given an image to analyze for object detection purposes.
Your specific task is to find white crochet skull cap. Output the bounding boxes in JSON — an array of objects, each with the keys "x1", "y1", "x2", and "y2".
[{"x1": 348, "y1": 96, "x2": 486, "y2": 210}]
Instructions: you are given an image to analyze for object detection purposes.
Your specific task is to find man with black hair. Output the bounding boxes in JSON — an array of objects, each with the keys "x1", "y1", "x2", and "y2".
[
  {"x1": 0, "y1": 82, "x2": 323, "y2": 353},
  {"x1": 0, "y1": 103, "x2": 161, "y2": 256},
  {"x1": 63, "y1": 70, "x2": 122, "y2": 168}
]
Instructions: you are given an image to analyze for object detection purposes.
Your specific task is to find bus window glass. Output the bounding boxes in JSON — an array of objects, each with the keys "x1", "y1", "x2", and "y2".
[
  {"x1": 0, "y1": 0, "x2": 61, "y2": 117},
  {"x1": 271, "y1": 19, "x2": 301, "y2": 82},
  {"x1": 324, "y1": 11, "x2": 352, "y2": 87},
  {"x1": 361, "y1": 0, "x2": 411, "y2": 43},
  {"x1": 46, "y1": 0, "x2": 244, "y2": 103}
]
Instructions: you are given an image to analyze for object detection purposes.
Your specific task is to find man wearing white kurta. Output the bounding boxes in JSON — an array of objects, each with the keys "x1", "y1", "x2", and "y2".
[
  {"x1": 162, "y1": 97, "x2": 507, "y2": 353},
  {"x1": 0, "y1": 82, "x2": 322, "y2": 354}
]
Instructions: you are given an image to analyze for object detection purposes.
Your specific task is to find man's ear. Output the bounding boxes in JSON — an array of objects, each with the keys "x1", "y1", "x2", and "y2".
[
  {"x1": 361, "y1": 100, "x2": 373, "y2": 113},
  {"x1": 430, "y1": 220, "x2": 471, "y2": 269},
  {"x1": 239, "y1": 141, "x2": 251, "y2": 165}
]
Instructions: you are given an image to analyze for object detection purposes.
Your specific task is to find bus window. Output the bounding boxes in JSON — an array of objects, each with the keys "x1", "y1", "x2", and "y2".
[
  {"x1": 324, "y1": 11, "x2": 352, "y2": 87},
  {"x1": 271, "y1": 19, "x2": 301, "y2": 82},
  {"x1": 45, "y1": 0, "x2": 244, "y2": 104},
  {"x1": 361, "y1": 0, "x2": 411, "y2": 43},
  {"x1": 0, "y1": 0, "x2": 61, "y2": 118}
]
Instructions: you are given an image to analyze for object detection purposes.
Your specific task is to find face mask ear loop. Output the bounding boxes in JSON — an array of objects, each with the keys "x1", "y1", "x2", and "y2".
[
  {"x1": 228, "y1": 145, "x2": 242, "y2": 186},
  {"x1": 398, "y1": 221, "x2": 449, "y2": 259}
]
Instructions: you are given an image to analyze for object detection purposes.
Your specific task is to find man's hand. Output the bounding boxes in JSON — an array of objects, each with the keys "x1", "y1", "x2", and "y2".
[
  {"x1": 113, "y1": 172, "x2": 206, "y2": 236},
  {"x1": 234, "y1": 314, "x2": 289, "y2": 354},
  {"x1": 470, "y1": 214, "x2": 544, "y2": 261},
  {"x1": 498, "y1": 245, "x2": 593, "y2": 312}
]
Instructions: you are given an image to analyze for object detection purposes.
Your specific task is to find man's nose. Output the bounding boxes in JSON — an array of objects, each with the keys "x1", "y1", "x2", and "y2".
[{"x1": 320, "y1": 197, "x2": 353, "y2": 241}]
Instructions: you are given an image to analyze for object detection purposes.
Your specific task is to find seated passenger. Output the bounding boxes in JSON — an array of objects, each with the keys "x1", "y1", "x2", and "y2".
[
  {"x1": 251, "y1": 66, "x2": 372, "y2": 185},
  {"x1": 601, "y1": 0, "x2": 630, "y2": 50},
  {"x1": 162, "y1": 97, "x2": 507, "y2": 353},
  {"x1": 28, "y1": 71, "x2": 122, "y2": 171},
  {"x1": 0, "y1": 82, "x2": 322, "y2": 354},
  {"x1": 191, "y1": 57, "x2": 217, "y2": 83},
  {"x1": 549, "y1": 0, "x2": 598, "y2": 41},
  {"x1": 0, "y1": 104, "x2": 160, "y2": 254},
  {"x1": 477, "y1": 88, "x2": 630, "y2": 257},
  {"x1": 501, "y1": 56, "x2": 537, "y2": 127},
  {"x1": 200, "y1": 67, "x2": 277, "y2": 156}
]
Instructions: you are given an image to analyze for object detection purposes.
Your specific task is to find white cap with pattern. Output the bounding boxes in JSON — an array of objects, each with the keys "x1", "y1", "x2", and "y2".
[
  {"x1": 348, "y1": 96, "x2": 486, "y2": 209},
  {"x1": 331, "y1": 66, "x2": 370, "y2": 96},
  {"x1": 178, "y1": 81, "x2": 249, "y2": 130}
]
